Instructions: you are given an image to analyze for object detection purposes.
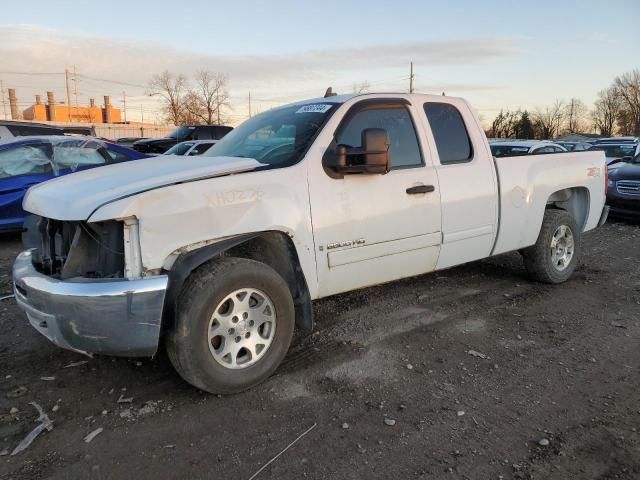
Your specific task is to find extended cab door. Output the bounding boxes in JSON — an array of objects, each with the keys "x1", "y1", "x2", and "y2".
[
  {"x1": 307, "y1": 97, "x2": 442, "y2": 298},
  {"x1": 419, "y1": 100, "x2": 498, "y2": 269}
]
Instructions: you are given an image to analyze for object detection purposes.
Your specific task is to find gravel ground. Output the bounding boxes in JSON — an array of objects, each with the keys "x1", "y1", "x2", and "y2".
[{"x1": 0, "y1": 219, "x2": 639, "y2": 480}]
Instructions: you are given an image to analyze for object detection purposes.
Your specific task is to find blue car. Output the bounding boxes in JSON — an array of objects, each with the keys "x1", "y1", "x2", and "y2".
[{"x1": 0, "y1": 136, "x2": 147, "y2": 232}]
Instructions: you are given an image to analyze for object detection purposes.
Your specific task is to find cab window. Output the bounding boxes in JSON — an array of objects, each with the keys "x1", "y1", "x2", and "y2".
[
  {"x1": 336, "y1": 105, "x2": 422, "y2": 168},
  {"x1": 424, "y1": 102, "x2": 473, "y2": 164}
]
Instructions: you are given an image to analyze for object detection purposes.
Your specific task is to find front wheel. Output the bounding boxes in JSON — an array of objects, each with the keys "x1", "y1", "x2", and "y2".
[
  {"x1": 523, "y1": 209, "x2": 580, "y2": 284},
  {"x1": 167, "y1": 257, "x2": 295, "y2": 394}
]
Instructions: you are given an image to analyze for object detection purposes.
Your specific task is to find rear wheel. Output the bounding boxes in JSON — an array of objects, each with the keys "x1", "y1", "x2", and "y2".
[
  {"x1": 523, "y1": 209, "x2": 580, "y2": 284},
  {"x1": 167, "y1": 257, "x2": 295, "y2": 394}
]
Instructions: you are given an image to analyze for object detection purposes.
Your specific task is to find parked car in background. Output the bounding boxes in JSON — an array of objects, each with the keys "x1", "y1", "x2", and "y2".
[
  {"x1": 607, "y1": 152, "x2": 640, "y2": 217},
  {"x1": 0, "y1": 120, "x2": 64, "y2": 139},
  {"x1": 588, "y1": 138, "x2": 640, "y2": 164},
  {"x1": 116, "y1": 137, "x2": 149, "y2": 147},
  {"x1": 0, "y1": 136, "x2": 147, "y2": 232},
  {"x1": 490, "y1": 140, "x2": 567, "y2": 157},
  {"x1": 132, "y1": 125, "x2": 233, "y2": 154},
  {"x1": 556, "y1": 141, "x2": 592, "y2": 152},
  {"x1": 164, "y1": 140, "x2": 218, "y2": 156}
]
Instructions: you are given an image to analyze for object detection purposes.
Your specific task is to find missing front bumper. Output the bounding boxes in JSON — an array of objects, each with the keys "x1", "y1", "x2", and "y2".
[{"x1": 13, "y1": 250, "x2": 168, "y2": 357}]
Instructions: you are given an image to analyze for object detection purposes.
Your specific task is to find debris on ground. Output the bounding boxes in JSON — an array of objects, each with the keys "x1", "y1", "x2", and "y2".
[
  {"x1": 84, "y1": 427, "x2": 104, "y2": 443},
  {"x1": 137, "y1": 401, "x2": 159, "y2": 416},
  {"x1": 0, "y1": 448, "x2": 9, "y2": 456},
  {"x1": 63, "y1": 360, "x2": 89, "y2": 368},
  {"x1": 384, "y1": 418, "x2": 396, "y2": 426},
  {"x1": 467, "y1": 350, "x2": 488, "y2": 359},
  {"x1": 10, "y1": 402, "x2": 54, "y2": 455},
  {"x1": 6, "y1": 386, "x2": 27, "y2": 398},
  {"x1": 538, "y1": 438, "x2": 550, "y2": 447},
  {"x1": 406, "y1": 364, "x2": 414, "y2": 370},
  {"x1": 119, "y1": 409, "x2": 132, "y2": 419},
  {"x1": 457, "y1": 410, "x2": 466, "y2": 417},
  {"x1": 40, "y1": 376, "x2": 56, "y2": 381},
  {"x1": 247, "y1": 423, "x2": 317, "y2": 480},
  {"x1": 341, "y1": 422, "x2": 349, "y2": 429},
  {"x1": 117, "y1": 395, "x2": 133, "y2": 404},
  {"x1": 52, "y1": 404, "x2": 60, "y2": 412},
  {"x1": 9, "y1": 407, "x2": 18, "y2": 414}
]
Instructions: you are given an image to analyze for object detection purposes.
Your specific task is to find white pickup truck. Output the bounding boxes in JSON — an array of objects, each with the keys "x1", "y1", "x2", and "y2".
[{"x1": 13, "y1": 93, "x2": 609, "y2": 393}]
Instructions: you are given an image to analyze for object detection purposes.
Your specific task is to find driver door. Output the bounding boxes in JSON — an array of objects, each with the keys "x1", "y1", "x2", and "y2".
[{"x1": 307, "y1": 98, "x2": 442, "y2": 298}]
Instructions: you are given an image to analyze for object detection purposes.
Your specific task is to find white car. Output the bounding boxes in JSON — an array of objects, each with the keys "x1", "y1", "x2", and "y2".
[
  {"x1": 14, "y1": 93, "x2": 608, "y2": 394},
  {"x1": 490, "y1": 140, "x2": 568, "y2": 157},
  {"x1": 164, "y1": 139, "x2": 218, "y2": 156}
]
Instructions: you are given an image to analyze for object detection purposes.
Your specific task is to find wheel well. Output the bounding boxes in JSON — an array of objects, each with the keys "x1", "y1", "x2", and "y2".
[
  {"x1": 162, "y1": 232, "x2": 313, "y2": 334},
  {"x1": 545, "y1": 187, "x2": 590, "y2": 231}
]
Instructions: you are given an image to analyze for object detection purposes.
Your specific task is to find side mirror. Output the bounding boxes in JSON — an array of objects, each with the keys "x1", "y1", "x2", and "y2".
[{"x1": 324, "y1": 128, "x2": 390, "y2": 178}]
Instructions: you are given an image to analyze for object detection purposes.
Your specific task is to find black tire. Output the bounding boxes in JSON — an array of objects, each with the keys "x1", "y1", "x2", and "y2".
[
  {"x1": 167, "y1": 257, "x2": 294, "y2": 394},
  {"x1": 523, "y1": 209, "x2": 580, "y2": 284}
]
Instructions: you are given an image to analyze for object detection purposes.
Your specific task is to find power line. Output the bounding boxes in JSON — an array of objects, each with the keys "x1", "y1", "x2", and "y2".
[{"x1": 0, "y1": 71, "x2": 65, "y2": 76}]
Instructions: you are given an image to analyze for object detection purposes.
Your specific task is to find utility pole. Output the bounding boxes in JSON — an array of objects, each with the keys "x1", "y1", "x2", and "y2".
[
  {"x1": 409, "y1": 62, "x2": 415, "y2": 94},
  {"x1": 248, "y1": 91, "x2": 252, "y2": 118},
  {"x1": 122, "y1": 91, "x2": 127, "y2": 123},
  {"x1": 140, "y1": 105, "x2": 144, "y2": 137},
  {"x1": 72, "y1": 66, "x2": 79, "y2": 121},
  {"x1": 0, "y1": 80, "x2": 6, "y2": 120},
  {"x1": 65, "y1": 69, "x2": 72, "y2": 121}
]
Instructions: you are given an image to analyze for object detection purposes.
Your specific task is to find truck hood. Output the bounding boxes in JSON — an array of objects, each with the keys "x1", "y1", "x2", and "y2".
[{"x1": 23, "y1": 155, "x2": 264, "y2": 221}]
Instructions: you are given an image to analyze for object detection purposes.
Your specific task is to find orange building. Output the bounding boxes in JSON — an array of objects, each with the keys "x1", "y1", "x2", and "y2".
[{"x1": 21, "y1": 93, "x2": 122, "y2": 124}]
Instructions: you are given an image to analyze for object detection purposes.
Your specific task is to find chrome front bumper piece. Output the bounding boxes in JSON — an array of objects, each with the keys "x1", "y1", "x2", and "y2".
[{"x1": 13, "y1": 250, "x2": 168, "y2": 357}]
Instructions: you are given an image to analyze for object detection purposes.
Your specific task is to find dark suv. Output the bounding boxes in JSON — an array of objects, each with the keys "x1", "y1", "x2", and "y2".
[
  {"x1": 607, "y1": 153, "x2": 640, "y2": 218},
  {"x1": 132, "y1": 125, "x2": 233, "y2": 154}
]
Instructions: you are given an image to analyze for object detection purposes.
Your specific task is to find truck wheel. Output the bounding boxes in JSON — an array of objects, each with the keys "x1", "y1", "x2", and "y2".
[
  {"x1": 167, "y1": 257, "x2": 294, "y2": 394},
  {"x1": 523, "y1": 209, "x2": 580, "y2": 284}
]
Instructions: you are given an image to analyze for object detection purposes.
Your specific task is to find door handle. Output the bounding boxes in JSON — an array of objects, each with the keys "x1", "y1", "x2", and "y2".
[{"x1": 406, "y1": 184, "x2": 435, "y2": 194}]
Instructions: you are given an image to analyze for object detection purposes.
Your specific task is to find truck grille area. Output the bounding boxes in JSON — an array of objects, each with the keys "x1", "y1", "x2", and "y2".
[
  {"x1": 22, "y1": 216, "x2": 125, "y2": 279},
  {"x1": 617, "y1": 180, "x2": 640, "y2": 196}
]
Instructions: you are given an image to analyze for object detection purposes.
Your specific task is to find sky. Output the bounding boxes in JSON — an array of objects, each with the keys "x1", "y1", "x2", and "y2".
[{"x1": 0, "y1": 0, "x2": 639, "y2": 125}]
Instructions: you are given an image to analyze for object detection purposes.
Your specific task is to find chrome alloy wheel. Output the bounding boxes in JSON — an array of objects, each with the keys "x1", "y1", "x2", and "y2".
[
  {"x1": 550, "y1": 225, "x2": 575, "y2": 272},
  {"x1": 207, "y1": 288, "x2": 276, "y2": 369}
]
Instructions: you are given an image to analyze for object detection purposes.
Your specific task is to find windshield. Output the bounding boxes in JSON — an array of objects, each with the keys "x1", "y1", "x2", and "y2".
[
  {"x1": 205, "y1": 103, "x2": 337, "y2": 167},
  {"x1": 167, "y1": 126, "x2": 196, "y2": 140},
  {"x1": 165, "y1": 142, "x2": 195, "y2": 155},
  {"x1": 490, "y1": 145, "x2": 530, "y2": 158},
  {"x1": 588, "y1": 144, "x2": 637, "y2": 158}
]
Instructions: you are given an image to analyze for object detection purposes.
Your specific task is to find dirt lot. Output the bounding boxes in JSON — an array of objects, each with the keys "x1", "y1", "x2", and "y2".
[{"x1": 0, "y1": 220, "x2": 639, "y2": 480}]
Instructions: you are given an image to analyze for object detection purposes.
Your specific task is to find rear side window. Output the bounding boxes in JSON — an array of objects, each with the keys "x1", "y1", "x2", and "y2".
[
  {"x1": 424, "y1": 103, "x2": 473, "y2": 164},
  {"x1": 0, "y1": 144, "x2": 53, "y2": 178}
]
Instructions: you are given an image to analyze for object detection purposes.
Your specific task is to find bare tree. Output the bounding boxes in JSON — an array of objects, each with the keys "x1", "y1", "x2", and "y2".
[
  {"x1": 592, "y1": 87, "x2": 621, "y2": 136},
  {"x1": 179, "y1": 91, "x2": 206, "y2": 124},
  {"x1": 564, "y1": 98, "x2": 587, "y2": 133},
  {"x1": 488, "y1": 109, "x2": 520, "y2": 138},
  {"x1": 613, "y1": 69, "x2": 640, "y2": 136},
  {"x1": 149, "y1": 70, "x2": 188, "y2": 125},
  {"x1": 532, "y1": 100, "x2": 565, "y2": 139},
  {"x1": 192, "y1": 71, "x2": 230, "y2": 125}
]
